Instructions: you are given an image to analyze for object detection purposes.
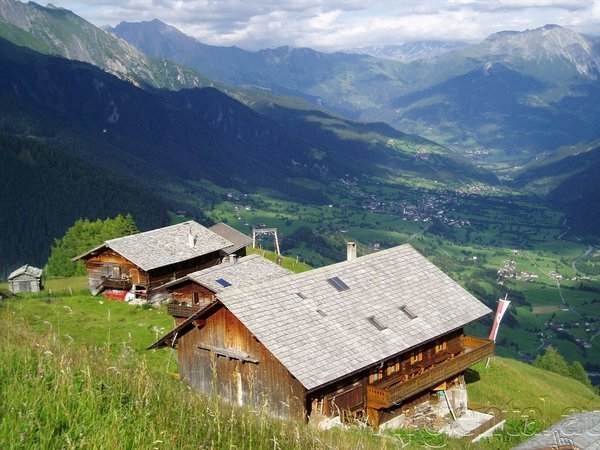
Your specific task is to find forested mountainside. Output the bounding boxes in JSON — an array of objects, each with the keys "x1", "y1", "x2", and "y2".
[
  {"x1": 512, "y1": 140, "x2": 600, "y2": 235},
  {"x1": 0, "y1": 133, "x2": 167, "y2": 277},
  {"x1": 0, "y1": 0, "x2": 207, "y2": 90}
]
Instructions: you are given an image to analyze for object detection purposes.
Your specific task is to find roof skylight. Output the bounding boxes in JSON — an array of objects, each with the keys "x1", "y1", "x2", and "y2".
[
  {"x1": 367, "y1": 316, "x2": 387, "y2": 331},
  {"x1": 400, "y1": 305, "x2": 418, "y2": 320},
  {"x1": 326, "y1": 276, "x2": 350, "y2": 292},
  {"x1": 216, "y1": 278, "x2": 232, "y2": 287}
]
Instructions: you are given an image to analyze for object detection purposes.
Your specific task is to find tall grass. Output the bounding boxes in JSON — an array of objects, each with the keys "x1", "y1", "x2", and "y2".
[{"x1": 0, "y1": 312, "x2": 391, "y2": 449}]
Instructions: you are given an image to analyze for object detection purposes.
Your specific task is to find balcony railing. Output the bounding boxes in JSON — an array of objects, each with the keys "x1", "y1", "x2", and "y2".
[
  {"x1": 367, "y1": 336, "x2": 494, "y2": 409},
  {"x1": 166, "y1": 303, "x2": 203, "y2": 318}
]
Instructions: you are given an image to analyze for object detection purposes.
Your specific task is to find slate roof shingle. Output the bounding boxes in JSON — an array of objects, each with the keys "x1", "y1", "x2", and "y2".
[
  {"x1": 160, "y1": 254, "x2": 292, "y2": 293},
  {"x1": 76, "y1": 221, "x2": 232, "y2": 271},
  {"x1": 8, "y1": 264, "x2": 43, "y2": 280},
  {"x1": 209, "y1": 223, "x2": 253, "y2": 255},
  {"x1": 217, "y1": 244, "x2": 492, "y2": 392}
]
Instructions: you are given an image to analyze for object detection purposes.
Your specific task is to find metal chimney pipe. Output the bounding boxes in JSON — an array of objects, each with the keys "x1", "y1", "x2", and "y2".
[{"x1": 347, "y1": 242, "x2": 357, "y2": 261}]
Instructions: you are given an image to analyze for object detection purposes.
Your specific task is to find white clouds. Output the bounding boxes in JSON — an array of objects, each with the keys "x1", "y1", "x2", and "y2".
[{"x1": 54, "y1": 0, "x2": 599, "y2": 50}]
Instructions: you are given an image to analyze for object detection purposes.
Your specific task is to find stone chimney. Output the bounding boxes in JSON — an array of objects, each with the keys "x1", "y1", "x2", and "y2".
[
  {"x1": 188, "y1": 227, "x2": 196, "y2": 248},
  {"x1": 347, "y1": 242, "x2": 357, "y2": 261}
]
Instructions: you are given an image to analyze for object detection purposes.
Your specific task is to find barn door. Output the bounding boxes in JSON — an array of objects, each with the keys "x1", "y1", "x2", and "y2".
[{"x1": 19, "y1": 281, "x2": 31, "y2": 293}]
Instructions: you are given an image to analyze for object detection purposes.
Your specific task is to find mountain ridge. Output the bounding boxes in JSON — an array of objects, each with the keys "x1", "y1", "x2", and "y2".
[{"x1": 110, "y1": 18, "x2": 600, "y2": 157}]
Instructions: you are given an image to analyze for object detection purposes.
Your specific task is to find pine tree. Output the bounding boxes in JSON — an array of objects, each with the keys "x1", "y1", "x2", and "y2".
[
  {"x1": 533, "y1": 346, "x2": 570, "y2": 377},
  {"x1": 569, "y1": 361, "x2": 593, "y2": 389}
]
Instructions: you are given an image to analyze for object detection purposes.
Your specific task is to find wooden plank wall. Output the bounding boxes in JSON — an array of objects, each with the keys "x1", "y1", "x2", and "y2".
[
  {"x1": 170, "y1": 281, "x2": 215, "y2": 306},
  {"x1": 85, "y1": 251, "x2": 144, "y2": 295},
  {"x1": 85, "y1": 250, "x2": 222, "y2": 296},
  {"x1": 177, "y1": 306, "x2": 307, "y2": 421}
]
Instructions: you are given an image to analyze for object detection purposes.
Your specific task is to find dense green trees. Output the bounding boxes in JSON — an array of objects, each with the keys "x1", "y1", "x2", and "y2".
[
  {"x1": 534, "y1": 346, "x2": 593, "y2": 389},
  {"x1": 0, "y1": 133, "x2": 168, "y2": 279},
  {"x1": 45, "y1": 215, "x2": 139, "y2": 277}
]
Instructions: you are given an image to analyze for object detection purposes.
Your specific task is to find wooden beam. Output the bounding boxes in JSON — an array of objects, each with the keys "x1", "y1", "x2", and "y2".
[{"x1": 197, "y1": 343, "x2": 258, "y2": 364}]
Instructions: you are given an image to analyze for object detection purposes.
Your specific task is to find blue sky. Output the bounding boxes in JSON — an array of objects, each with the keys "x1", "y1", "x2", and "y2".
[{"x1": 52, "y1": 0, "x2": 600, "y2": 51}]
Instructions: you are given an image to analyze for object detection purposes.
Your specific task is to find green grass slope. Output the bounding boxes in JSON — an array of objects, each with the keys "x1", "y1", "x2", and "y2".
[{"x1": 1, "y1": 284, "x2": 598, "y2": 449}]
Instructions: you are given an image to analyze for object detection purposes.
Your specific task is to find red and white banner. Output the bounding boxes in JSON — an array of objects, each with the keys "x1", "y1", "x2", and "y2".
[{"x1": 488, "y1": 294, "x2": 510, "y2": 342}]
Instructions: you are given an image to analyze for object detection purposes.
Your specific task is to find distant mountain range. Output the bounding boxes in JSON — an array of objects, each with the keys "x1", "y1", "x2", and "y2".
[
  {"x1": 347, "y1": 41, "x2": 471, "y2": 62},
  {"x1": 109, "y1": 20, "x2": 600, "y2": 157},
  {"x1": 0, "y1": 0, "x2": 207, "y2": 90}
]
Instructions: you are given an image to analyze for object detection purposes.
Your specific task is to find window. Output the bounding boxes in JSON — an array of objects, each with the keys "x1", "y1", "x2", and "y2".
[
  {"x1": 369, "y1": 368, "x2": 383, "y2": 383},
  {"x1": 326, "y1": 276, "x2": 350, "y2": 292},
  {"x1": 399, "y1": 305, "x2": 418, "y2": 320},
  {"x1": 410, "y1": 351, "x2": 423, "y2": 364},
  {"x1": 192, "y1": 291, "x2": 199, "y2": 305},
  {"x1": 216, "y1": 278, "x2": 231, "y2": 287},
  {"x1": 367, "y1": 316, "x2": 387, "y2": 331},
  {"x1": 435, "y1": 341, "x2": 447, "y2": 353}
]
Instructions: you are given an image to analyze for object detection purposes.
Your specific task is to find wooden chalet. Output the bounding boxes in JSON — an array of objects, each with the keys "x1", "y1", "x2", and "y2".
[
  {"x1": 150, "y1": 244, "x2": 494, "y2": 428},
  {"x1": 75, "y1": 221, "x2": 233, "y2": 300},
  {"x1": 208, "y1": 223, "x2": 253, "y2": 257},
  {"x1": 8, "y1": 265, "x2": 43, "y2": 294},
  {"x1": 153, "y1": 253, "x2": 291, "y2": 319}
]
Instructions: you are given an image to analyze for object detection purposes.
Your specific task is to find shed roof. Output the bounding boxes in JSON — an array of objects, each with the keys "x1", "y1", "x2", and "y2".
[
  {"x1": 217, "y1": 244, "x2": 492, "y2": 392},
  {"x1": 159, "y1": 254, "x2": 291, "y2": 293},
  {"x1": 8, "y1": 265, "x2": 43, "y2": 280},
  {"x1": 75, "y1": 221, "x2": 232, "y2": 271},
  {"x1": 209, "y1": 223, "x2": 253, "y2": 255}
]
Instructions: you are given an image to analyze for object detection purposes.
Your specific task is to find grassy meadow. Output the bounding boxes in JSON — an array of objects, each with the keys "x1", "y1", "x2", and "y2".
[{"x1": 1, "y1": 275, "x2": 599, "y2": 449}]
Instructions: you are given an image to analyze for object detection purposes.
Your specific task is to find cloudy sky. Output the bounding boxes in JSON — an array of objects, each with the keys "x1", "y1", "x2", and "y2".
[{"x1": 54, "y1": 0, "x2": 600, "y2": 51}]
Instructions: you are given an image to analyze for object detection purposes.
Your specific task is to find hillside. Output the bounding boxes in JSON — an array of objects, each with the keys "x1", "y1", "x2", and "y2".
[
  {"x1": 511, "y1": 139, "x2": 600, "y2": 236},
  {"x1": 0, "y1": 0, "x2": 207, "y2": 90},
  {"x1": 0, "y1": 133, "x2": 169, "y2": 278},
  {"x1": 111, "y1": 20, "x2": 600, "y2": 157},
  {"x1": 0, "y1": 291, "x2": 598, "y2": 449}
]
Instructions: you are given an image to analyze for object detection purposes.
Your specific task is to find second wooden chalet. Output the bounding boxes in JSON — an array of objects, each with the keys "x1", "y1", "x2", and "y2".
[
  {"x1": 150, "y1": 243, "x2": 494, "y2": 428},
  {"x1": 75, "y1": 221, "x2": 234, "y2": 300}
]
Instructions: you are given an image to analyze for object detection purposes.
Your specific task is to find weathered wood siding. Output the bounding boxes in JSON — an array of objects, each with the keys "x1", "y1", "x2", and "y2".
[
  {"x1": 84, "y1": 250, "x2": 222, "y2": 296},
  {"x1": 169, "y1": 280, "x2": 215, "y2": 307},
  {"x1": 9, "y1": 274, "x2": 42, "y2": 294},
  {"x1": 176, "y1": 306, "x2": 307, "y2": 421},
  {"x1": 84, "y1": 250, "x2": 145, "y2": 295}
]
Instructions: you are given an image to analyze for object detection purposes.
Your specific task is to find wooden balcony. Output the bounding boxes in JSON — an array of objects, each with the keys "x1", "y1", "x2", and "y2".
[
  {"x1": 98, "y1": 276, "x2": 131, "y2": 291},
  {"x1": 367, "y1": 336, "x2": 494, "y2": 410},
  {"x1": 167, "y1": 303, "x2": 204, "y2": 318}
]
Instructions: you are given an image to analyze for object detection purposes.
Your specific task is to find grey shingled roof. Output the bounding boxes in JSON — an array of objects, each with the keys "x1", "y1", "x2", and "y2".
[
  {"x1": 8, "y1": 264, "x2": 43, "y2": 280},
  {"x1": 149, "y1": 255, "x2": 292, "y2": 349},
  {"x1": 513, "y1": 410, "x2": 600, "y2": 449},
  {"x1": 217, "y1": 244, "x2": 492, "y2": 392},
  {"x1": 101, "y1": 221, "x2": 232, "y2": 272},
  {"x1": 209, "y1": 223, "x2": 253, "y2": 255},
  {"x1": 159, "y1": 254, "x2": 292, "y2": 293}
]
